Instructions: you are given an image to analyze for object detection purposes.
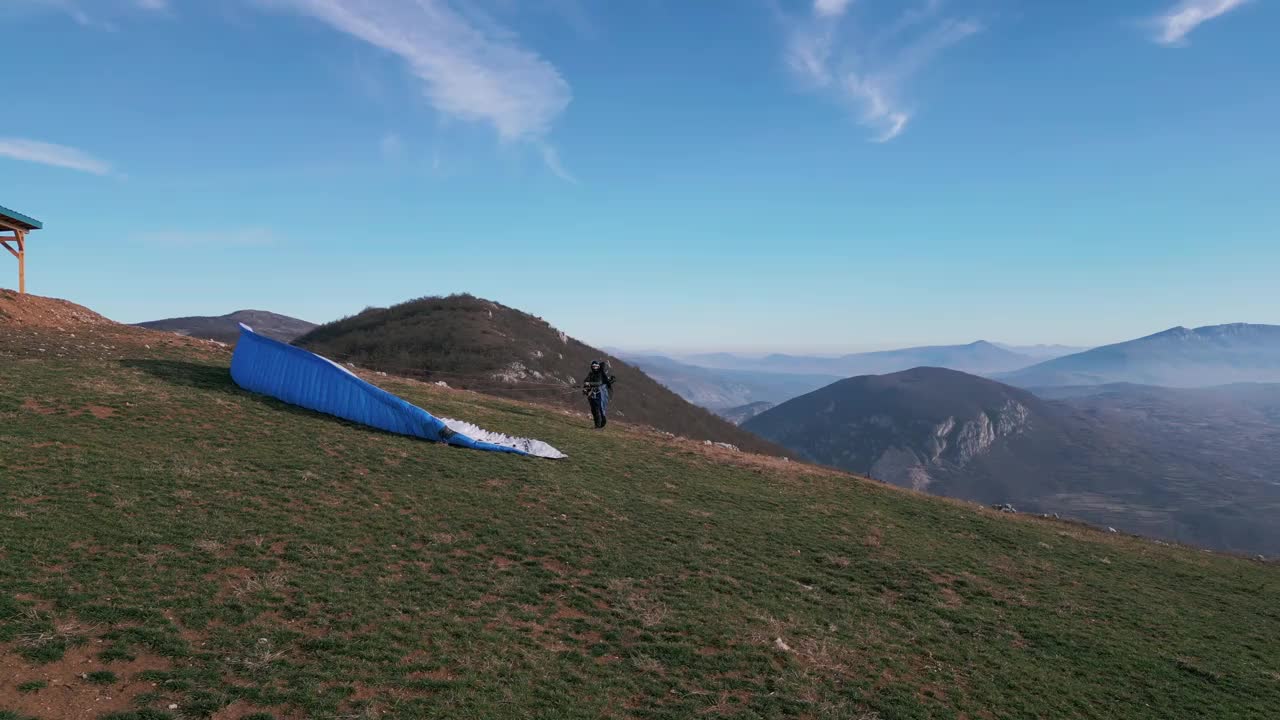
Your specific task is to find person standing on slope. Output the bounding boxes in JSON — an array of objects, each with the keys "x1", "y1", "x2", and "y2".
[{"x1": 582, "y1": 359, "x2": 616, "y2": 429}]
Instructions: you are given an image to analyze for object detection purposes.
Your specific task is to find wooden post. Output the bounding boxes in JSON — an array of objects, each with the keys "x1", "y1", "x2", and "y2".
[
  {"x1": 0, "y1": 214, "x2": 35, "y2": 294},
  {"x1": 16, "y1": 230, "x2": 24, "y2": 295}
]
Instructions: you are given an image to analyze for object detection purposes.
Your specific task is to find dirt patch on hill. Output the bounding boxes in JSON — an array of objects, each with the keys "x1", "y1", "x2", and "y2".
[
  {"x1": 211, "y1": 699, "x2": 305, "y2": 720},
  {"x1": 80, "y1": 404, "x2": 117, "y2": 419},
  {"x1": 19, "y1": 398, "x2": 118, "y2": 419},
  {"x1": 0, "y1": 289, "x2": 114, "y2": 327},
  {"x1": 0, "y1": 642, "x2": 172, "y2": 720},
  {"x1": 0, "y1": 289, "x2": 230, "y2": 360},
  {"x1": 21, "y1": 398, "x2": 57, "y2": 415}
]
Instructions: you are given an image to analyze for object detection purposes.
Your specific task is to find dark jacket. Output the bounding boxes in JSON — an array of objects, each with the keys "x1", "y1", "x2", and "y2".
[{"x1": 583, "y1": 363, "x2": 615, "y2": 389}]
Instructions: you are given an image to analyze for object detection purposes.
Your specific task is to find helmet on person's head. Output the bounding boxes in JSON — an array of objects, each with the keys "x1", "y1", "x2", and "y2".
[{"x1": 590, "y1": 360, "x2": 602, "y2": 369}]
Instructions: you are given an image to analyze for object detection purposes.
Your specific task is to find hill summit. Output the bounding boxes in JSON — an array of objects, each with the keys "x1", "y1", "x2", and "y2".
[
  {"x1": 0, "y1": 287, "x2": 113, "y2": 328},
  {"x1": 745, "y1": 367, "x2": 1048, "y2": 493},
  {"x1": 136, "y1": 309, "x2": 317, "y2": 345},
  {"x1": 1, "y1": 288, "x2": 229, "y2": 364},
  {"x1": 295, "y1": 294, "x2": 784, "y2": 454}
]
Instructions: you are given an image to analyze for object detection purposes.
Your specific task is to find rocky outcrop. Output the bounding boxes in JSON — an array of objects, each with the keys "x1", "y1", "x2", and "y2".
[
  {"x1": 951, "y1": 400, "x2": 1031, "y2": 465},
  {"x1": 868, "y1": 399, "x2": 1031, "y2": 489}
]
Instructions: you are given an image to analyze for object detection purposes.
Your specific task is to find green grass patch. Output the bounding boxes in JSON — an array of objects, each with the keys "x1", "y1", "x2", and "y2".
[
  {"x1": 16, "y1": 680, "x2": 47, "y2": 693},
  {"x1": 86, "y1": 669, "x2": 118, "y2": 685}
]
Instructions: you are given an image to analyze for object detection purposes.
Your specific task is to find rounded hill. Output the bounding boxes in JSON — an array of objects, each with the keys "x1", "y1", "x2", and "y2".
[{"x1": 294, "y1": 294, "x2": 786, "y2": 454}]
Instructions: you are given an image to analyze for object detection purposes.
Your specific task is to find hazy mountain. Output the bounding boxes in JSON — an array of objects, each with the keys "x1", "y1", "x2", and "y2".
[
  {"x1": 682, "y1": 341, "x2": 1038, "y2": 377},
  {"x1": 992, "y1": 343, "x2": 1090, "y2": 360},
  {"x1": 679, "y1": 351, "x2": 772, "y2": 369},
  {"x1": 293, "y1": 294, "x2": 786, "y2": 455},
  {"x1": 745, "y1": 367, "x2": 1280, "y2": 555},
  {"x1": 1000, "y1": 323, "x2": 1280, "y2": 388},
  {"x1": 716, "y1": 401, "x2": 776, "y2": 425},
  {"x1": 135, "y1": 310, "x2": 316, "y2": 345},
  {"x1": 1042, "y1": 383, "x2": 1280, "y2": 481},
  {"x1": 620, "y1": 353, "x2": 838, "y2": 409}
]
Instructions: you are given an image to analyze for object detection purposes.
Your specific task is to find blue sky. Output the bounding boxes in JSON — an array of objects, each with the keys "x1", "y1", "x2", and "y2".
[{"x1": 2, "y1": 0, "x2": 1276, "y2": 353}]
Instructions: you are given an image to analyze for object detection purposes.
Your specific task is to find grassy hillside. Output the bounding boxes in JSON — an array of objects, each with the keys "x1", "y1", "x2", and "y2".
[
  {"x1": 294, "y1": 294, "x2": 782, "y2": 455},
  {"x1": 2, "y1": 293, "x2": 1279, "y2": 719}
]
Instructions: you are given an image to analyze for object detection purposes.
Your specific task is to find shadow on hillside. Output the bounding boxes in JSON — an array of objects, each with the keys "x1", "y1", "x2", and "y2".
[
  {"x1": 121, "y1": 358, "x2": 586, "y2": 445},
  {"x1": 121, "y1": 358, "x2": 243, "y2": 396},
  {"x1": 122, "y1": 357, "x2": 433, "y2": 447},
  {"x1": 121, "y1": 358, "x2": 336, "y2": 425}
]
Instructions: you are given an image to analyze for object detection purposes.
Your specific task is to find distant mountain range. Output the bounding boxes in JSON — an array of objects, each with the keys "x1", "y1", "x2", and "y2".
[
  {"x1": 680, "y1": 341, "x2": 1044, "y2": 377},
  {"x1": 992, "y1": 343, "x2": 1090, "y2": 359},
  {"x1": 745, "y1": 367, "x2": 1280, "y2": 556},
  {"x1": 292, "y1": 294, "x2": 786, "y2": 455},
  {"x1": 625, "y1": 341, "x2": 1053, "y2": 411},
  {"x1": 1000, "y1": 324, "x2": 1280, "y2": 388},
  {"x1": 586, "y1": 324, "x2": 1280, "y2": 412},
  {"x1": 135, "y1": 310, "x2": 316, "y2": 345},
  {"x1": 619, "y1": 354, "x2": 838, "y2": 409}
]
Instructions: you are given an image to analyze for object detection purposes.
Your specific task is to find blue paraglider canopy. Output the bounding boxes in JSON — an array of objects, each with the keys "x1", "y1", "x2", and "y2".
[{"x1": 229, "y1": 323, "x2": 566, "y2": 458}]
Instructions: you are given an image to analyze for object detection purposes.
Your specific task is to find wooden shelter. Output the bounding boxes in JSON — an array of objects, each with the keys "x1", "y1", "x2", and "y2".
[{"x1": 0, "y1": 204, "x2": 42, "y2": 295}]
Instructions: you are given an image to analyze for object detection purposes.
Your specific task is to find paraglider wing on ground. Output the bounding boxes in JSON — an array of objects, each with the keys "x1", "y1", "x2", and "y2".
[{"x1": 229, "y1": 323, "x2": 566, "y2": 459}]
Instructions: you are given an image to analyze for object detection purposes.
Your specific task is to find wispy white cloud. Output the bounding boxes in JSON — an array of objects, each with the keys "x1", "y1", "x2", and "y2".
[
  {"x1": 813, "y1": 0, "x2": 853, "y2": 19},
  {"x1": 257, "y1": 0, "x2": 573, "y2": 177},
  {"x1": 842, "y1": 76, "x2": 909, "y2": 143},
  {"x1": 786, "y1": 18, "x2": 835, "y2": 88},
  {"x1": 784, "y1": 0, "x2": 979, "y2": 142},
  {"x1": 11, "y1": 0, "x2": 576, "y2": 179},
  {"x1": 3, "y1": 0, "x2": 94, "y2": 27},
  {"x1": 380, "y1": 132, "x2": 405, "y2": 159},
  {"x1": 538, "y1": 143, "x2": 576, "y2": 184},
  {"x1": 1151, "y1": 0, "x2": 1249, "y2": 46},
  {"x1": 6, "y1": 0, "x2": 163, "y2": 26},
  {"x1": 814, "y1": 0, "x2": 855, "y2": 18},
  {"x1": 0, "y1": 138, "x2": 112, "y2": 175}
]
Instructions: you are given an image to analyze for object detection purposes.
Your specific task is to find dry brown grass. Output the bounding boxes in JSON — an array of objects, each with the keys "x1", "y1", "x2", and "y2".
[
  {"x1": 232, "y1": 571, "x2": 289, "y2": 597},
  {"x1": 17, "y1": 614, "x2": 94, "y2": 650},
  {"x1": 194, "y1": 538, "x2": 225, "y2": 553},
  {"x1": 630, "y1": 654, "x2": 664, "y2": 675},
  {"x1": 237, "y1": 637, "x2": 288, "y2": 670}
]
